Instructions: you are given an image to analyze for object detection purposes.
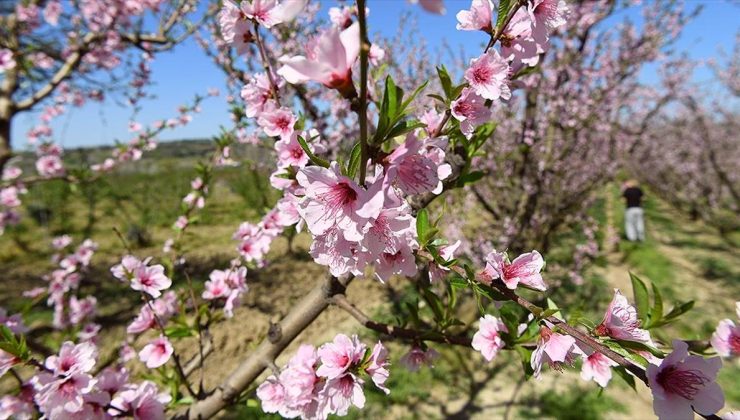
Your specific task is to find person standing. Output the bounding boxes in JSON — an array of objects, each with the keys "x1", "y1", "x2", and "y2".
[{"x1": 622, "y1": 180, "x2": 645, "y2": 242}]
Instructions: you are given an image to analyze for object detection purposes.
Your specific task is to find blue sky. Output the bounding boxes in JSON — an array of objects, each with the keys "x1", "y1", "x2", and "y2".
[{"x1": 11, "y1": 0, "x2": 739, "y2": 149}]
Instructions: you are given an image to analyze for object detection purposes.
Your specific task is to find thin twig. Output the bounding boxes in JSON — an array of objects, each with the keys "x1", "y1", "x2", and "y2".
[
  {"x1": 331, "y1": 294, "x2": 471, "y2": 346},
  {"x1": 356, "y1": 0, "x2": 370, "y2": 185},
  {"x1": 253, "y1": 22, "x2": 281, "y2": 107}
]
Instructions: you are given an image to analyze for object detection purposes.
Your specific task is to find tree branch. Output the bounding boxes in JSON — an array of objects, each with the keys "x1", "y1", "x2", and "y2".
[
  {"x1": 331, "y1": 294, "x2": 471, "y2": 347},
  {"x1": 177, "y1": 275, "x2": 352, "y2": 419}
]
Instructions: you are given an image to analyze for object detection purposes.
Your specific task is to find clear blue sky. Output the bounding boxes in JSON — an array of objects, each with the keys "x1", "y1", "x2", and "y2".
[{"x1": 11, "y1": 0, "x2": 739, "y2": 149}]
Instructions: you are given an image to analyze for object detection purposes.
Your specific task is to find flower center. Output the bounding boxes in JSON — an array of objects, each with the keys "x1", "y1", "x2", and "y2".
[
  {"x1": 730, "y1": 333, "x2": 740, "y2": 354},
  {"x1": 656, "y1": 366, "x2": 709, "y2": 400},
  {"x1": 290, "y1": 146, "x2": 304, "y2": 160},
  {"x1": 473, "y1": 65, "x2": 493, "y2": 84},
  {"x1": 325, "y1": 182, "x2": 357, "y2": 213}
]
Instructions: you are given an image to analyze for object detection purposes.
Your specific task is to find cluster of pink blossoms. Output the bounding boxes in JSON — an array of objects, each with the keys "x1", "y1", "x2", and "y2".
[
  {"x1": 111, "y1": 255, "x2": 172, "y2": 298},
  {"x1": 257, "y1": 335, "x2": 389, "y2": 419},
  {"x1": 201, "y1": 264, "x2": 248, "y2": 318},
  {"x1": 0, "y1": 166, "x2": 25, "y2": 235},
  {"x1": 448, "y1": 0, "x2": 568, "y2": 137},
  {"x1": 24, "y1": 238, "x2": 100, "y2": 332},
  {"x1": 7, "y1": 341, "x2": 171, "y2": 419}
]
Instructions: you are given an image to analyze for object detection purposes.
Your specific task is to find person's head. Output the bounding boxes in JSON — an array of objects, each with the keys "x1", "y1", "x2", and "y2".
[{"x1": 624, "y1": 179, "x2": 638, "y2": 188}]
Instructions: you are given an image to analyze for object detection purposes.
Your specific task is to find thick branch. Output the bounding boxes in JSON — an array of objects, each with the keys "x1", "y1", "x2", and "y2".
[{"x1": 178, "y1": 275, "x2": 351, "y2": 419}]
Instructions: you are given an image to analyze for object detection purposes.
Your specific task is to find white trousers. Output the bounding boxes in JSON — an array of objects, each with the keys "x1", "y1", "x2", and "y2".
[{"x1": 625, "y1": 207, "x2": 645, "y2": 241}]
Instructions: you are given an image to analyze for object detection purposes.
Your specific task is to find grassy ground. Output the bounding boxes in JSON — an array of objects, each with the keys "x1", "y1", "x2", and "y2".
[{"x1": 1, "y1": 143, "x2": 738, "y2": 420}]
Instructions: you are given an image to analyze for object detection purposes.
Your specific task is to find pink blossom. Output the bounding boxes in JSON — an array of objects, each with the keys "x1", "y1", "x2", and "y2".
[
  {"x1": 0, "y1": 49, "x2": 16, "y2": 73},
  {"x1": 580, "y1": 347, "x2": 617, "y2": 387},
  {"x1": 429, "y1": 240, "x2": 461, "y2": 282},
  {"x1": 647, "y1": 340, "x2": 724, "y2": 420},
  {"x1": 399, "y1": 346, "x2": 438, "y2": 371},
  {"x1": 369, "y1": 44, "x2": 385, "y2": 66},
  {"x1": 711, "y1": 318, "x2": 740, "y2": 358},
  {"x1": 465, "y1": 49, "x2": 511, "y2": 101},
  {"x1": 329, "y1": 5, "x2": 354, "y2": 28},
  {"x1": 472, "y1": 314, "x2": 508, "y2": 361},
  {"x1": 77, "y1": 323, "x2": 101, "y2": 342},
  {"x1": 0, "y1": 350, "x2": 20, "y2": 377},
  {"x1": 296, "y1": 162, "x2": 384, "y2": 241},
  {"x1": 278, "y1": 22, "x2": 360, "y2": 95},
  {"x1": 32, "y1": 371, "x2": 95, "y2": 416},
  {"x1": 481, "y1": 249, "x2": 547, "y2": 291},
  {"x1": 127, "y1": 305, "x2": 156, "y2": 334},
  {"x1": 365, "y1": 342, "x2": 390, "y2": 394},
  {"x1": 44, "y1": 341, "x2": 96, "y2": 376},
  {"x1": 527, "y1": 0, "x2": 569, "y2": 46},
  {"x1": 217, "y1": 1, "x2": 244, "y2": 45},
  {"x1": 0, "y1": 187, "x2": 21, "y2": 208},
  {"x1": 241, "y1": 73, "x2": 275, "y2": 118},
  {"x1": 139, "y1": 336, "x2": 173, "y2": 369},
  {"x1": 1, "y1": 166, "x2": 21, "y2": 181},
  {"x1": 110, "y1": 381, "x2": 171, "y2": 420},
  {"x1": 111, "y1": 255, "x2": 145, "y2": 281},
  {"x1": 256, "y1": 376, "x2": 287, "y2": 415},
  {"x1": 258, "y1": 106, "x2": 296, "y2": 138},
  {"x1": 241, "y1": 0, "x2": 306, "y2": 28},
  {"x1": 0, "y1": 388, "x2": 35, "y2": 419},
  {"x1": 419, "y1": 108, "x2": 445, "y2": 136},
  {"x1": 69, "y1": 295, "x2": 97, "y2": 325},
  {"x1": 386, "y1": 134, "x2": 443, "y2": 195},
  {"x1": 309, "y1": 226, "x2": 359, "y2": 277},
  {"x1": 316, "y1": 334, "x2": 367, "y2": 379},
  {"x1": 318, "y1": 374, "x2": 366, "y2": 417},
  {"x1": 130, "y1": 263, "x2": 171, "y2": 298},
  {"x1": 501, "y1": 9, "x2": 547, "y2": 70},
  {"x1": 594, "y1": 289, "x2": 651, "y2": 343},
  {"x1": 174, "y1": 216, "x2": 188, "y2": 230},
  {"x1": 411, "y1": 0, "x2": 446, "y2": 15},
  {"x1": 361, "y1": 203, "x2": 415, "y2": 256},
  {"x1": 531, "y1": 327, "x2": 581, "y2": 378},
  {"x1": 372, "y1": 245, "x2": 418, "y2": 283},
  {"x1": 456, "y1": 0, "x2": 493, "y2": 32},
  {"x1": 36, "y1": 154, "x2": 65, "y2": 177},
  {"x1": 52, "y1": 235, "x2": 73, "y2": 250},
  {"x1": 451, "y1": 87, "x2": 491, "y2": 138}
]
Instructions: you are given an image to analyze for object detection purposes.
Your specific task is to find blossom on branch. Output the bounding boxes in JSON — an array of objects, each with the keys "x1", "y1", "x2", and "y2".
[{"x1": 647, "y1": 340, "x2": 724, "y2": 420}]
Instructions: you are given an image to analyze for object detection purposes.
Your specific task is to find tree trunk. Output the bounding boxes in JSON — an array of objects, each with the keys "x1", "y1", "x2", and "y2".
[{"x1": 0, "y1": 115, "x2": 11, "y2": 174}]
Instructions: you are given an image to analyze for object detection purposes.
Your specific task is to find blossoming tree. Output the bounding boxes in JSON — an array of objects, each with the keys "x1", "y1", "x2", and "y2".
[{"x1": 0, "y1": 1, "x2": 737, "y2": 419}]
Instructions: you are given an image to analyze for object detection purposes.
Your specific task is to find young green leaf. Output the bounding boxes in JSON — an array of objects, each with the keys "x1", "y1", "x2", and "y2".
[
  {"x1": 648, "y1": 281, "x2": 664, "y2": 328},
  {"x1": 629, "y1": 272, "x2": 650, "y2": 323},
  {"x1": 346, "y1": 142, "x2": 362, "y2": 179},
  {"x1": 437, "y1": 65, "x2": 453, "y2": 99},
  {"x1": 296, "y1": 136, "x2": 330, "y2": 168},
  {"x1": 416, "y1": 208, "x2": 431, "y2": 245}
]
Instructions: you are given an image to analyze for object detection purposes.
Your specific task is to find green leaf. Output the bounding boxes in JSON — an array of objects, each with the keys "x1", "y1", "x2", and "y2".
[
  {"x1": 165, "y1": 325, "x2": 194, "y2": 338},
  {"x1": 648, "y1": 281, "x2": 663, "y2": 328},
  {"x1": 437, "y1": 65, "x2": 453, "y2": 99},
  {"x1": 615, "y1": 339, "x2": 665, "y2": 358},
  {"x1": 651, "y1": 301, "x2": 694, "y2": 328},
  {"x1": 385, "y1": 120, "x2": 427, "y2": 141},
  {"x1": 449, "y1": 276, "x2": 468, "y2": 289},
  {"x1": 496, "y1": 0, "x2": 512, "y2": 30},
  {"x1": 421, "y1": 288, "x2": 445, "y2": 323},
  {"x1": 514, "y1": 345, "x2": 534, "y2": 379},
  {"x1": 629, "y1": 272, "x2": 650, "y2": 324},
  {"x1": 613, "y1": 366, "x2": 636, "y2": 391},
  {"x1": 427, "y1": 93, "x2": 447, "y2": 104},
  {"x1": 416, "y1": 208, "x2": 431, "y2": 246},
  {"x1": 457, "y1": 171, "x2": 486, "y2": 186},
  {"x1": 296, "y1": 136, "x2": 330, "y2": 168},
  {"x1": 346, "y1": 143, "x2": 362, "y2": 179}
]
